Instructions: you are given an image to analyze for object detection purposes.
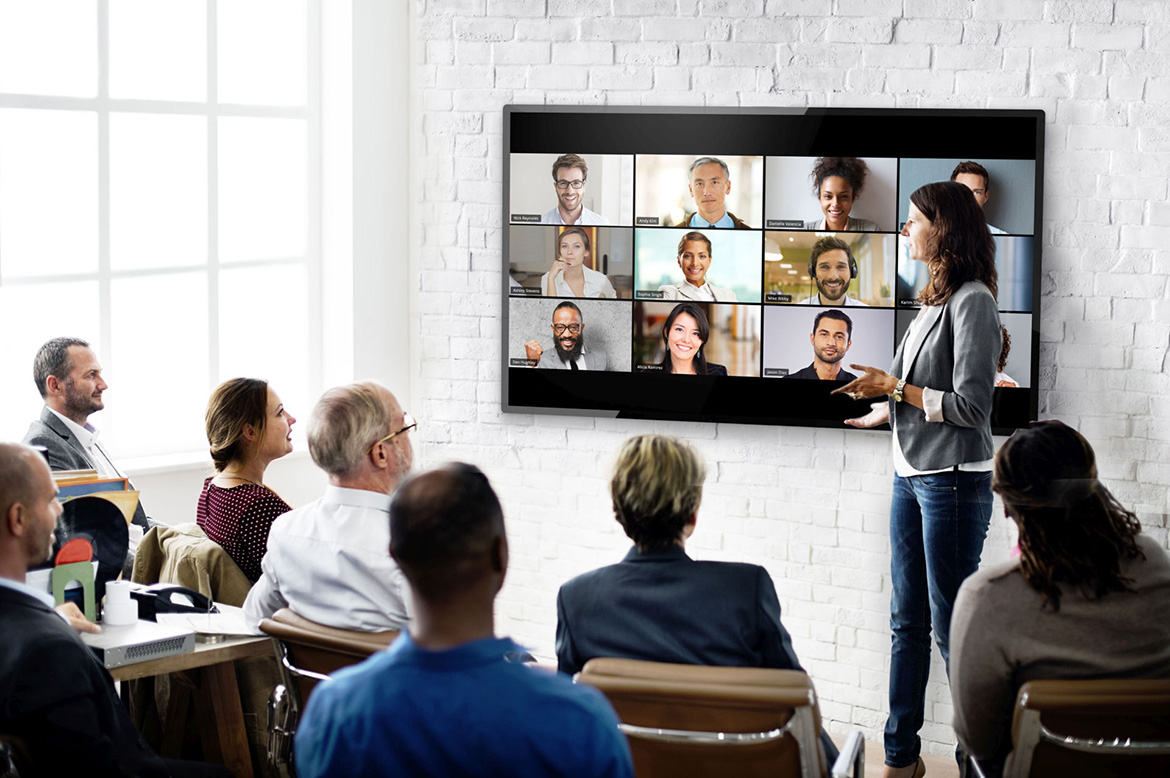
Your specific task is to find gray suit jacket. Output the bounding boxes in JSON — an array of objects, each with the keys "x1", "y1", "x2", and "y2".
[
  {"x1": 890, "y1": 281, "x2": 1000, "y2": 471},
  {"x1": 537, "y1": 345, "x2": 609, "y2": 371},
  {"x1": 23, "y1": 406, "x2": 149, "y2": 529}
]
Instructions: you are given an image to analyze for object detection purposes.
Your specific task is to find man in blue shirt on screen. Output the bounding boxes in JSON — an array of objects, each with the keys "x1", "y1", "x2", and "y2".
[{"x1": 295, "y1": 463, "x2": 633, "y2": 778}]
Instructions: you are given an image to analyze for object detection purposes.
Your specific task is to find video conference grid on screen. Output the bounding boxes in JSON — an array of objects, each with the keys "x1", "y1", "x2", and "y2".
[{"x1": 502, "y1": 108, "x2": 1043, "y2": 433}]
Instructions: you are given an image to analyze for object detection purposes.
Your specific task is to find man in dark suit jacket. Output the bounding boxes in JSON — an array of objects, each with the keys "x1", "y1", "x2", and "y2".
[
  {"x1": 556, "y1": 434, "x2": 837, "y2": 762},
  {"x1": 22, "y1": 337, "x2": 148, "y2": 530},
  {"x1": 0, "y1": 443, "x2": 226, "y2": 778}
]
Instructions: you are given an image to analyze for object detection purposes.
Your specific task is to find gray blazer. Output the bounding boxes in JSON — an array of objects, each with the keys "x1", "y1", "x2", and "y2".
[
  {"x1": 890, "y1": 281, "x2": 1000, "y2": 471},
  {"x1": 537, "y1": 345, "x2": 609, "y2": 371},
  {"x1": 23, "y1": 406, "x2": 149, "y2": 529}
]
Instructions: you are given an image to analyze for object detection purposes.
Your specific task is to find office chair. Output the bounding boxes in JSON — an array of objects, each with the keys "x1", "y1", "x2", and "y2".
[
  {"x1": 967, "y1": 678, "x2": 1170, "y2": 778},
  {"x1": 577, "y1": 657, "x2": 864, "y2": 778},
  {"x1": 259, "y1": 608, "x2": 399, "y2": 774}
]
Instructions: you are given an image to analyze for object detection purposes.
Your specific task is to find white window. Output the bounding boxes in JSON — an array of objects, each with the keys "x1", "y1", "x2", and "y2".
[{"x1": 0, "y1": 0, "x2": 322, "y2": 462}]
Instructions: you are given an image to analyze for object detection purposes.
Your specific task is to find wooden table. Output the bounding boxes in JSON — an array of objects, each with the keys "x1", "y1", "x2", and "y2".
[{"x1": 111, "y1": 635, "x2": 273, "y2": 778}]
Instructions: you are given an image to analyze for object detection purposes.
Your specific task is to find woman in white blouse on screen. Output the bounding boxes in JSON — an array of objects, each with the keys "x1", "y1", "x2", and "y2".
[{"x1": 542, "y1": 226, "x2": 616, "y2": 299}]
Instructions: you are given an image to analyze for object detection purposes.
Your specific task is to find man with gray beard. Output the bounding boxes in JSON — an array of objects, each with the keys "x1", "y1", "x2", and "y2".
[
  {"x1": 242, "y1": 381, "x2": 414, "y2": 632},
  {"x1": 528, "y1": 301, "x2": 609, "y2": 370}
]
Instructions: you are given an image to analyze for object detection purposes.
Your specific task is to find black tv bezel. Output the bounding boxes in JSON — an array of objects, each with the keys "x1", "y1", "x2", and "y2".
[{"x1": 501, "y1": 105, "x2": 1044, "y2": 435}]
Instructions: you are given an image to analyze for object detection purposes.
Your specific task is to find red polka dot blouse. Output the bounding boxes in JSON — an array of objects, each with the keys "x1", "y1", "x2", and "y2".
[{"x1": 196, "y1": 478, "x2": 292, "y2": 582}]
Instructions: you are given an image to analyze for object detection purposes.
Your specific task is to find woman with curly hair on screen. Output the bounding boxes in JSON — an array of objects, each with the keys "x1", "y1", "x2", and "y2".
[{"x1": 804, "y1": 156, "x2": 879, "y2": 232}]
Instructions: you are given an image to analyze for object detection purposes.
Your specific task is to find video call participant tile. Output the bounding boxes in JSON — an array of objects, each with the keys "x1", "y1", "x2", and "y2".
[
  {"x1": 632, "y1": 301, "x2": 761, "y2": 378},
  {"x1": 762, "y1": 305, "x2": 895, "y2": 381},
  {"x1": 763, "y1": 231, "x2": 897, "y2": 307},
  {"x1": 894, "y1": 309, "x2": 1032, "y2": 389},
  {"x1": 764, "y1": 156, "x2": 898, "y2": 232},
  {"x1": 508, "y1": 225, "x2": 633, "y2": 300},
  {"x1": 509, "y1": 153, "x2": 633, "y2": 227},
  {"x1": 633, "y1": 228, "x2": 763, "y2": 304},
  {"x1": 507, "y1": 297, "x2": 632, "y2": 372},
  {"x1": 895, "y1": 234, "x2": 1034, "y2": 311},
  {"x1": 897, "y1": 157, "x2": 1037, "y2": 237},
  {"x1": 633, "y1": 154, "x2": 763, "y2": 230}
]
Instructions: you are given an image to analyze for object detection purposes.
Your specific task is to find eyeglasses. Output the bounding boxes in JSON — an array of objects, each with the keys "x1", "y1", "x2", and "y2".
[
  {"x1": 554, "y1": 179, "x2": 586, "y2": 190},
  {"x1": 367, "y1": 412, "x2": 417, "y2": 454},
  {"x1": 552, "y1": 323, "x2": 581, "y2": 335}
]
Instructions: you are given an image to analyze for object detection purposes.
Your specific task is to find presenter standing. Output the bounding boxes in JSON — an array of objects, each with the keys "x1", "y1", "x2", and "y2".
[{"x1": 833, "y1": 181, "x2": 1001, "y2": 778}]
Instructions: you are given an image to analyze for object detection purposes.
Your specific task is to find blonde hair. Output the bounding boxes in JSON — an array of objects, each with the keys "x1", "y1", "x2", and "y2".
[
  {"x1": 610, "y1": 435, "x2": 706, "y2": 551},
  {"x1": 308, "y1": 381, "x2": 395, "y2": 477}
]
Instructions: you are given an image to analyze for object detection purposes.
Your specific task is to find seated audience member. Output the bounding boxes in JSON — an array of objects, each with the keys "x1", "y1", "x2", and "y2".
[
  {"x1": 540, "y1": 154, "x2": 608, "y2": 226},
  {"x1": 197, "y1": 377, "x2": 294, "y2": 582},
  {"x1": 665, "y1": 157, "x2": 752, "y2": 229},
  {"x1": 951, "y1": 420, "x2": 1170, "y2": 777},
  {"x1": 295, "y1": 463, "x2": 633, "y2": 778},
  {"x1": 804, "y1": 156, "x2": 879, "y2": 232},
  {"x1": 800, "y1": 236, "x2": 869, "y2": 307},
  {"x1": 242, "y1": 382, "x2": 413, "y2": 632},
  {"x1": 785, "y1": 309, "x2": 857, "y2": 382},
  {"x1": 994, "y1": 325, "x2": 1018, "y2": 387},
  {"x1": 556, "y1": 434, "x2": 837, "y2": 761},
  {"x1": 541, "y1": 226, "x2": 616, "y2": 299},
  {"x1": 658, "y1": 302, "x2": 727, "y2": 376},
  {"x1": 23, "y1": 337, "x2": 150, "y2": 532},
  {"x1": 525, "y1": 301, "x2": 609, "y2": 370},
  {"x1": 0, "y1": 443, "x2": 229, "y2": 778},
  {"x1": 658, "y1": 231, "x2": 738, "y2": 302},
  {"x1": 950, "y1": 161, "x2": 1007, "y2": 234}
]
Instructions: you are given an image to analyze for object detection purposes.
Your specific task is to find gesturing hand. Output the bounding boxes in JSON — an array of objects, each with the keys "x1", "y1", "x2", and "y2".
[
  {"x1": 831, "y1": 364, "x2": 897, "y2": 401},
  {"x1": 524, "y1": 340, "x2": 544, "y2": 363}
]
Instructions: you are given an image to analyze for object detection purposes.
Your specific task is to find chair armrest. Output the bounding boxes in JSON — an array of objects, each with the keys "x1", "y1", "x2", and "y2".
[{"x1": 830, "y1": 731, "x2": 865, "y2": 778}]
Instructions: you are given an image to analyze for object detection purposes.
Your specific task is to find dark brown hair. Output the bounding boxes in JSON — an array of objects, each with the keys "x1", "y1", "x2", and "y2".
[
  {"x1": 997, "y1": 325, "x2": 1011, "y2": 373},
  {"x1": 205, "y1": 378, "x2": 269, "y2": 471},
  {"x1": 992, "y1": 420, "x2": 1143, "y2": 611},
  {"x1": 659, "y1": 302, "x2": 712, "y2": 375},
  {"x1": 676, "y1": 231, "x2": 712, "y2": 257},
  {"x1": 551, "y1": 154, "x2": 588, "y2": 181},
  {"x1": 910, "y1": 181, "x2": 998, "y2": 306},
  {"x1": 950, "y1": 160, "x2": 991, "y2": 191},
  {"x1": 558, "y1": 226, "x2": 592, "y2": 259},
  {"x1": 810, "y1": 156, "x2": 869, "y2": 197}
]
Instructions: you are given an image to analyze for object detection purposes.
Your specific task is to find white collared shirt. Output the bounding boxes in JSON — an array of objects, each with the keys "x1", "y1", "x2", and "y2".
[
  {"x1": 540, "y1": 265, "x2": 617, "y2": 299},
  {"x1": 242, "y1": 485, "x2": 412, "y2": 634},
  {"x1": 47, "y1": 408, "x2": 120, "y2": 478},
  {"x1": 539, "y1": 206, "x2": 608, "y2": 225}
]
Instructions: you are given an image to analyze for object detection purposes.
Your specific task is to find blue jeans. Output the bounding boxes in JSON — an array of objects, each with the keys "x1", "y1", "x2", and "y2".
[{"x1": 884, "y1": 470, "x2": 992, "y2": 768}]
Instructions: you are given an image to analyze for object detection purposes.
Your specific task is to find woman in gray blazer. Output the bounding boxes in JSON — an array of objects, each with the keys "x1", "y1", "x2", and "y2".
[{"x1": 833, "y1": 181, "x2": 1001, "y2": 778}]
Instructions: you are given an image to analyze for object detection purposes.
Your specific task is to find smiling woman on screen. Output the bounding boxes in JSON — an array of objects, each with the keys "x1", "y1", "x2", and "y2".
[
  {"x1": 197, "y1": 377, "x2": 295, "y2": 582},
  {"x1": 803, "y1": 156, "x2": 879, "y2": 233},
  {"x1": 657, "y1": 302, "x2": 727, "y2": 377}
]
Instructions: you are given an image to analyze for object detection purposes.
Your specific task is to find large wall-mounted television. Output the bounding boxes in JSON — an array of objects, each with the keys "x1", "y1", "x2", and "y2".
[{"x1": 502, "y1": 106, "x2": 1043, "y2": 434}]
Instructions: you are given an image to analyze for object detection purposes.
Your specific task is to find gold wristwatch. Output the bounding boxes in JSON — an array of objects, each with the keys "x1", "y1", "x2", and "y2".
[{"x1": 892, "y1": 377, "x2": 908, "y2": 403}]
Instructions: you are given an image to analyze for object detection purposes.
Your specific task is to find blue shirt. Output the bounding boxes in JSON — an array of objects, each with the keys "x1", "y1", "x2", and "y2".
[
  {"x1": 295, "y1": 632, "x2": 634, "y2": 778},
  {"x1": 688, "y1": 211, "x2": 734, "y2": 228}
]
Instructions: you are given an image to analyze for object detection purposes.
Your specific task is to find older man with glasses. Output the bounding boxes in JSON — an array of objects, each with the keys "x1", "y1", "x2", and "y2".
[
  {"x1": 242, "y1": 381, "x2": 415, "y2": 633},
  {"x1": 540, "y1": 153, "x2": 609, "y2": 226}
]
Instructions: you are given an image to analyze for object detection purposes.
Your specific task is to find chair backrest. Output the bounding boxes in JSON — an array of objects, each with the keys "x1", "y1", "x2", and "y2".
[
  {"x1": 1006, "y1": 678, "x2": 1170, "y2": 778},
  {"x1": 259, "y1": 608, "x2": 399, "y2": 705},
  {"x1": 577, "y1": 657, "x2": 825, "y2": 778}
]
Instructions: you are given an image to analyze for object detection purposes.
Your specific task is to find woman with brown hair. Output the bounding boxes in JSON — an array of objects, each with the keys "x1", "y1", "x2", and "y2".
[
  {"x1": 657, "y1": 302, "x2": 727, "y2": 376},
  {"x1": 835, "y1": 180, "x2": 1001, "y2": 778},
  {"x1": 197, "y1": 377, "x2": 295, "y2": 582},
  {"x1": 950, "y1": 420, "x2": 1170, "y2": 777},
  {"x1": 541, "y1": 226, "x2": 616, "y2": 298}
]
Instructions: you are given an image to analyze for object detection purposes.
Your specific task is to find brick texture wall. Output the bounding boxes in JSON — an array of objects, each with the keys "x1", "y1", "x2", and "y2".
[{"x1": 412, "y1": 0, "x2": 1170, "y2": 753}]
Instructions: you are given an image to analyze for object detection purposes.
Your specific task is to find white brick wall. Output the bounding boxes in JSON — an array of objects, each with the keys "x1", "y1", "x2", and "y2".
[{"x1": 411, "y1": 0, "x2": 1170, "y2": 755}]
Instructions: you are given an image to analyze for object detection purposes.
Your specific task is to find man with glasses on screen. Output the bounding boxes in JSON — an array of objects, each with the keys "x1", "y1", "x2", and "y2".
[
  {"x1": 540, "y1": 154, "x2": 609, "y2": 226},
  {"x1": 242, "y1": 381, "x2": 413, "y2": 633},
  {"x1": 23, "y1": 337, "x2": 151, "y2": 534},
  {"x1": 525, "y1": 301, "x2": 609, "y2": 371},
  {"x1": 950, "y1": 161, "x2": 1007, "y2": 235}
]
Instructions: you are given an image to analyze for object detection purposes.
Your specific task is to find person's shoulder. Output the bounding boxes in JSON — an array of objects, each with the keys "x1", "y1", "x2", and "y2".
[
  {"x1": 706, "y1": 363, "x2": 728, "y2": 377},
  {"x1": 656, "y1": 284, "x2": 681, "y2": 299},
  {"x1": 855, "y1": 217, "x2": 879, "y2": 231},
  {"x1": 954, "y1": 280, "x2": 996, "y2": 301},
  {"x1": 560, "y1": 561, "x2": 624, "y2": 596},
  {"x1": 512, "y1": 659, "x2": 621, "y2": 722},
  {"x1": 960, "y1": 556, "x2": 1024, "y2": 598}
]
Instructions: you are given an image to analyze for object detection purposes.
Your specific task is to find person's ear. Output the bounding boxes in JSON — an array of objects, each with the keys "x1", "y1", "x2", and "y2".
[
  {"x1": 44, "y1": 375, "x2": 62, "y2": 397},
  {"x1": 5, "y1": 502, "x2": 26, "y2": 539},
  {"x1": 682, "y1": 511, "x2": 698, "y2": 539},
  {"x1": 241, "y1": 423, "x2": 258, "y2": 443},
  {"x1": 490, "y1": 534, "x2": 508, "y2": 575},
  {"x1": 810, "y1": 331, "x2": 816, "y2": 348}
]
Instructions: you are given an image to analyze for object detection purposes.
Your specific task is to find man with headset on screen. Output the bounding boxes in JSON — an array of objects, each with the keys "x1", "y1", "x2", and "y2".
[
  {"x1": 540, "y1": 154, "x2": 609, "y2": 226},
  {"x1": 799, "y1": 236, "x2": 869, "y2": 307},
  {"x1": 785, "y1": 309, "x2": 858, "y2": 382},
  {"x1": 666, "y1": 156, "x2": 751, "y2": 229}
]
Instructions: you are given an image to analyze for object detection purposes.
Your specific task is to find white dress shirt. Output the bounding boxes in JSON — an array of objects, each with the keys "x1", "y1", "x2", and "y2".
[
  {"x1": 539, "y1": 206, "x2": 608, "y2": 225},
  {"x1": 540, "y1": 265, "x2": 617, "y2": 298},
  {"x1": 242, "y1": 485, "x2": 412, "y2": 633}
]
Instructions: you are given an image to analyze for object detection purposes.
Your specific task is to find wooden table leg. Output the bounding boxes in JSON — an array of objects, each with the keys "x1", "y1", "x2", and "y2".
[{"x1": 198, "y1": 662, "x2": 254, "y2": 778}]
